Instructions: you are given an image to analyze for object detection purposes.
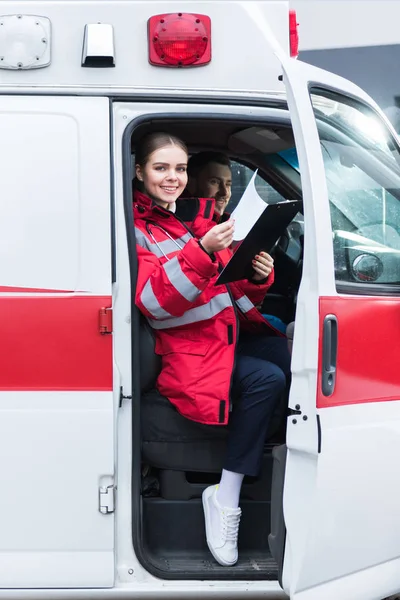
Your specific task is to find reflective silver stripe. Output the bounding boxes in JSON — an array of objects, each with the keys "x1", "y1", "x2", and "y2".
[
  {"x1": 235, "y1": 295, "x2": 254, "y2": 314},
  {"x1": 148, "y1": 292, "x2": 232, "y2": 330},
  {"x1": 163, "y1": 256, "x2": 201, "y2": 302},
  {"x1": 135, "y1": 227, "x2": 151, "y2": 251},
  {"x1": 154, "y1": 233, "x2": 191, "y2": 257},
  {"x1": 135, "y1": 227, "x2": 191, "y2": 258},
  {"x1": 141, "y1": 280, "x2": 172, "y2": 320}
]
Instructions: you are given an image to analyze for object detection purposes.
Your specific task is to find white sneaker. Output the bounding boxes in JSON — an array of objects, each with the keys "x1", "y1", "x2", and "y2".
[{"x1": 202, "y1": 484, "x2": 242, "y2": 566}]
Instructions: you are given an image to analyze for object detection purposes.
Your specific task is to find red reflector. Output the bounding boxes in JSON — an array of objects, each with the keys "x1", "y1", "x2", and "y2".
[
  {"x1": 148, "y1": 13, "x2": 211, "y2": 67},
  {"x1": 289, "y1": 10, "x2": 299, "y2": 58}
]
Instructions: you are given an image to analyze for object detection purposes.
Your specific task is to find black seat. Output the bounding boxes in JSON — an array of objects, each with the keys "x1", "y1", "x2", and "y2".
[
  {"x1": 140, "y1": 316, "x2": 228, "y2": 473},
  {"x1": 139, "y1": 315, "x2": 287, "y2": 500}
]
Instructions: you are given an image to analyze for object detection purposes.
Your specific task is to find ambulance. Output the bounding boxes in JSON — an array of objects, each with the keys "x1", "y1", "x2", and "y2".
[{"x1": 1, "y1": 2, "x2": 400, "y2": 600}]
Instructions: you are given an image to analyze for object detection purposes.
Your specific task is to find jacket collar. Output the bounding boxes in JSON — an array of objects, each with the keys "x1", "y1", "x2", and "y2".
[
  {"x1": 134, "y1": 190, "x2": 215, "y2": 223},
  {"x1": 133, "y1": 190, "x2": 175, "y2": 219},
  {"x1": 175, "y1": 197, "x2": 215, "y2": 222}
]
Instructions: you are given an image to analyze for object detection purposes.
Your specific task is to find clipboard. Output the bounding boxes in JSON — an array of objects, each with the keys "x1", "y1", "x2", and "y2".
[{"x1": 216, "y1": 201, "x2": 301, "y2": 285}]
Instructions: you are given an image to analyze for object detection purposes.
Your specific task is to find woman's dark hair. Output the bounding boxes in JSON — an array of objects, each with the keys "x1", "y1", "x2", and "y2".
[{"x1": 135, "y1": 132, "x2": 188, "y2": 167}]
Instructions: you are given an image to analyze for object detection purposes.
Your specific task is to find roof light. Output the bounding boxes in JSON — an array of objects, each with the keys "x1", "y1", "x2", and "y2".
[
  {"x1": 81, "y1": 23, "x2": 115, "y2": 68},
  {"x1": 289, "y1": 10, "x2": 299, "y2": 58},
  {"x1": 148, "y1": 13, "x2": 211, "y2": 67},
  {"x1": 0, "y1": 14, "x2": 51, "y2": 70}
]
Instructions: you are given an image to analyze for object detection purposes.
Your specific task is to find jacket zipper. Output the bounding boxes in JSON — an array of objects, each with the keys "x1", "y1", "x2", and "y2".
[
  {"x1": 225, "y1": 283, "x2": 239, "y2": 417},
  {"x1": 156, "y1": 206, "x2": 239, "y2": 423},
  {"x1": 176, "y1": 209, "x2": 239, "y2": 420}
]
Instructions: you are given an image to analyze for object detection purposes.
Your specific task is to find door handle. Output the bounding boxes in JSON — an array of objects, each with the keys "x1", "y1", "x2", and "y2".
[{"x1": 321, "y1": 314, "x2": 338, "y2": 397}]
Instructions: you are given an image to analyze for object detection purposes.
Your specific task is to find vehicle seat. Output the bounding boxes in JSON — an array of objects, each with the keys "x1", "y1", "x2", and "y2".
[{"x1": 139, "y1": 314, "x2": 288, "y2": 500}]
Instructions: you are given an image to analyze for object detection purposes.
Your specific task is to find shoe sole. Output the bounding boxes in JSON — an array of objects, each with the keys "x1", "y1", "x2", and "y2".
[{"x1": 202, "y1": 488, "x2": 238, "y2": 567}]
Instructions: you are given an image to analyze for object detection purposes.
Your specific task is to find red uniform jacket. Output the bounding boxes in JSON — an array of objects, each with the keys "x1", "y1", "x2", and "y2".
[{"x1": 133, "y1": 190, "x2": 280, "y2": 425}]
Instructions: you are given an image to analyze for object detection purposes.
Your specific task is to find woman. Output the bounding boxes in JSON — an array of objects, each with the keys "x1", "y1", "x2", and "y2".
[{"x1": 134, "y1": 132, "x2": 290, "y2": 567}]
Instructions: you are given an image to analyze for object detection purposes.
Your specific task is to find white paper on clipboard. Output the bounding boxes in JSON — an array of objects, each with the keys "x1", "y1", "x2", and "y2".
[{"x1": 229, "y1": 169, "x2": 267, "y2": 241}]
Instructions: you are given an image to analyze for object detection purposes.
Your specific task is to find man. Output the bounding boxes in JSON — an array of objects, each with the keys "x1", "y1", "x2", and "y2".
[
  {"x1": 185, "y1": 151, "x2": 294, "y2": 355},
  {"x1": 186, "y1": 151, "x2": 232, "y2": 219}
]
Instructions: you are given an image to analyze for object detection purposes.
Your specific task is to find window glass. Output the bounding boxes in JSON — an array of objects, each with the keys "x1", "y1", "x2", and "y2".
[
  {"x1": 229, "y1": 161, "x2": 286, "y2": 210},
  {"x1": 310, "y1": 90, "x2": 400, "y2": 288},
  {"x1": 278, "y1": 95, "x2": 400, "y2": 288},
  {"x1": 230, "y1": 160, "x2": 304, "y2": 256}
]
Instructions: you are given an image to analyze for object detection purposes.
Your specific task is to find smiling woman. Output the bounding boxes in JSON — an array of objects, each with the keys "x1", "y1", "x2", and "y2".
[{"x1": 135, "y1": 132, "x2": 188, "y2": 209}]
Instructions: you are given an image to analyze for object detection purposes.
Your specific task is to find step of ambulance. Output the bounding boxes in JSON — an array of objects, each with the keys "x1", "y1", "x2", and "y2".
[
  {"x1": 142, "y1": 498, "x2": 277, "y2": 579},
  {"x1": 155, "y1": 451, "x2": 274, "y2": 500}
]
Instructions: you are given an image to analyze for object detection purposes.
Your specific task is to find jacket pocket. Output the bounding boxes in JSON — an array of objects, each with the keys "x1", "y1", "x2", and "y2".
[
  {"x1": 155, "y1": 335, "x2": 209, "y2": 357},
  {"x1": 155, "y1": 336, "x2": 210, "y2": 414}
]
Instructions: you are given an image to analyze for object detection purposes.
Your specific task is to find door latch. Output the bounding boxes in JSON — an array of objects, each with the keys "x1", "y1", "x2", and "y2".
[{"x1": 321, "y1": 314, "x2": 338, "y2": 396}]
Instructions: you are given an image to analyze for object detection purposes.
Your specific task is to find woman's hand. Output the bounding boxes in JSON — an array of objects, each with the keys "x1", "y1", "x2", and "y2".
[
  {"x1": 200, "y1": 220, "x2": 234, "y2": 254},
  {"x1": 252, "y1": 251, "x2": 274, "y2": 281}
]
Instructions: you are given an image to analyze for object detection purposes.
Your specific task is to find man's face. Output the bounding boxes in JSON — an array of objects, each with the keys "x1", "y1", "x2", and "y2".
[{"x1": 193, "y1": 161, "x2": 232, "y2": 215}]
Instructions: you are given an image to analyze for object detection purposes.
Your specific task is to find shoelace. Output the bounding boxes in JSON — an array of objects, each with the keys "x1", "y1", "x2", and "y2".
[{"x1": 221, "y1": 508, "x2": 242, "y2": 542}]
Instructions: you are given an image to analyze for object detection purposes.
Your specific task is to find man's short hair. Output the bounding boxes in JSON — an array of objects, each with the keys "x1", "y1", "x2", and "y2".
[{"x1": 187, "y1": 151, "x2": 231, "y2": 177}]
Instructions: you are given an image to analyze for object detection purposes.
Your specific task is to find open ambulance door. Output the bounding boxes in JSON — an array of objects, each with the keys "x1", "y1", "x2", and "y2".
[{"x1": 274, "y1": 58, "x2": 400, "y2": 600}]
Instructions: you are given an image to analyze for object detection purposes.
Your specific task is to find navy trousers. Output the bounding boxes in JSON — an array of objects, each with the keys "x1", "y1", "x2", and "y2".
[{"x1": 223, "y1": 334, "x2": 291, "y2": 477}]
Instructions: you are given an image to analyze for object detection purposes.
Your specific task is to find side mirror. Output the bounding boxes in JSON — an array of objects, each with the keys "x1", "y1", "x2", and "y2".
[{"x1": 351, "y1": 253, "x2": 383, "y2": 282}]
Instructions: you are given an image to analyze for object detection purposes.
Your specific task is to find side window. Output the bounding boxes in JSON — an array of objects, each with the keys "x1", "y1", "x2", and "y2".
[
  {"x1": 229, "y1": 161, "x2": 286, "y2": 210},
  {"x1": 310, "y1": 90, "x2": 400, "y2": 290}
]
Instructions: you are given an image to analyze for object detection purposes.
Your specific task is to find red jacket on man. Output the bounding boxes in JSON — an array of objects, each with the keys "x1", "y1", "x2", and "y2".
[{"x1": 134, "y1": 190, "x2": 279, "y2": 426}]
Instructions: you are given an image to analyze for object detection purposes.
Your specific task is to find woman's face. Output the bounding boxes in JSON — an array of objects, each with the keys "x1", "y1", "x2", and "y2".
[{"x1": 136, "y1": 144, "x2": 188, "y2": 208}]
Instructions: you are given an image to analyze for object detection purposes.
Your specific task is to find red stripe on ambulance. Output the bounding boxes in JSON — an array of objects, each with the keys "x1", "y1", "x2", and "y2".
[
  {"x1": 317, "y1": 296, "x2": 400, "y2": 408},
  {"x1": 0, "y1": 296, "x2": 112, "y2": 390}
]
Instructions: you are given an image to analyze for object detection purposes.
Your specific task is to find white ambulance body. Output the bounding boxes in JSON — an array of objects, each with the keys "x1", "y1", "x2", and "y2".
[{"x1": 1, "y1": 2, "x2": 400, "y2": 600}]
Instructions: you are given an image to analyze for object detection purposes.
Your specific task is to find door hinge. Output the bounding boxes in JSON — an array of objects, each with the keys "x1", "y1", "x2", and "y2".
[
  {"x1": 99, "y1": 307, "x2": 113, "y2": 334},
  {"x1": 99, "y1": 484, "x2": 115, "y2": 514}
]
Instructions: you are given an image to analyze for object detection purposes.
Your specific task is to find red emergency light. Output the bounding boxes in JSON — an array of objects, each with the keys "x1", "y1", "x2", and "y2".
[
  {"x1": 289, "y1": 10, "x2": 299, "y2": 58},
  {"x1": 148, "y1": 13, "x2": 211, "y2": 67}
]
